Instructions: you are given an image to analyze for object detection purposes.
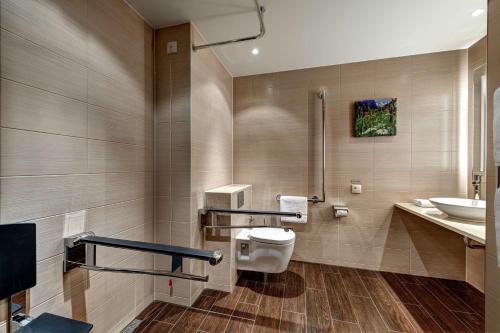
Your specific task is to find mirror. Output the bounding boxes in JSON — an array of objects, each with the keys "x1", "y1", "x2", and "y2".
[{"x1": 472, "y1": 64, "x2": 487, "y2": 174}]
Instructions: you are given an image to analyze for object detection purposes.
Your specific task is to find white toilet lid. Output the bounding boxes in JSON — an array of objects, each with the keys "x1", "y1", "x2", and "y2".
[{"x1": 249, "y1": 228, "x2": 295, "y2": 245}]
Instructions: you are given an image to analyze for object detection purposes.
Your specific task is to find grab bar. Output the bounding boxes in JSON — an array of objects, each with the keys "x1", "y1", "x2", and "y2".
[
  {"x1": 200, "y1": 208, "x2": 301, "y2": 218},
  {"x1": 199, "y1": 208, "x2": 301, "y2": 232},
  {"x1": 192, "y1": 0, "x2": 265, "y2": 51},
  {"x1": 64, "y1": 232, "x2": 223, "y2": 282},
  {"x1": 276, "y1": 91, "x2": 327, "y2": 204}
]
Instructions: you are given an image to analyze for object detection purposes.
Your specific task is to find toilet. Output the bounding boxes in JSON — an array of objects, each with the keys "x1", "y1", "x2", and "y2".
[{"x1": 236, "y1": 227, "x2": 295, "y2": 274}]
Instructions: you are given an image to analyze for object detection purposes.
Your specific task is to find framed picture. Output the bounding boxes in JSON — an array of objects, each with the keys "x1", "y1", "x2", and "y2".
[{"x1": 354, "y1": 98, "x2": 397, "y2": 137}]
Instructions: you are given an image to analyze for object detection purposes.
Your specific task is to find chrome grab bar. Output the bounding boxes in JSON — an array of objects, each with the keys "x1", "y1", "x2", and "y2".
[
  {"x1": 192, "y1": 0, "x2": 265, "y2": 51},
  {"x1": 203, "y1": 225, "x2": 293, "y2": 231},
  {"x1": 64, "y1": 232, "x2": 223, "y2": 282},
  {"x1": 199, "y1": 208, "x2": 300, "y2": 231}
]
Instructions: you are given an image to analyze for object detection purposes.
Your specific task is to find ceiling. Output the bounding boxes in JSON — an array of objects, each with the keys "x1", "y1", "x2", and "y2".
[{"x1": 126, "y1": 0, "x2": 487, "y2": 77}]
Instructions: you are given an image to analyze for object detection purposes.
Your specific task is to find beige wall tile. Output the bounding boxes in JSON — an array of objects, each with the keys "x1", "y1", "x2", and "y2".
[
  {"x1": 1, "y1": 29, "x2": 87, "y2": 101},
  {"x1": 0, "y1": 79, "x2": 87, "y2": 137},
  {"x1": 87, "y1": 104, "x2": 137, "y2": 144},
  {"x1": 1, "y1": 128, "x2": 88, "y2": 176},
  {"x1": 0, "y1": 0, "x2": 88, "y2": 65},
  {"x1": 0, "y1": 175, "x2": 88, "y2": 223}
]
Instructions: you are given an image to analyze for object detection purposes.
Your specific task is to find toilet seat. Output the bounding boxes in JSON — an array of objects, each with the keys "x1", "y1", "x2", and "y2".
[{"x1": 249, "y1": 228, "x2": 295, "y2": 245}]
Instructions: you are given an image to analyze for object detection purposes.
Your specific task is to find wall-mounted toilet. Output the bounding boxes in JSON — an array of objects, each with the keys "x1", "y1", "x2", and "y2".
[{"x1": 236, "y1": 227, "x2": 295, "y2": 273}]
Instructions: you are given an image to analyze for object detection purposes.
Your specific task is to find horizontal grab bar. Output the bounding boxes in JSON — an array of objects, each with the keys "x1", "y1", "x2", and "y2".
[
  {"x1": 201, "y1": 208, "x2": 302, "y2": 219},
  {"x1": 79, "y1": 235, "x2": 223, "y2": 266},
  {"x1": 276, "y1": 194, "x2": 325, "y2": 204},
  {"x1": 203, "y1": 225, "x2": 293, "y2": 231},
  {"x1": 69, "y1": 262, "x2": 209, "y2": 282}
]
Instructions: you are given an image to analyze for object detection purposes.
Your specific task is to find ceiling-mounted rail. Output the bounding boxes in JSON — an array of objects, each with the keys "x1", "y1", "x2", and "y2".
[{"x1": 192, "y1": 0, "x2": 266, "y2": 51}]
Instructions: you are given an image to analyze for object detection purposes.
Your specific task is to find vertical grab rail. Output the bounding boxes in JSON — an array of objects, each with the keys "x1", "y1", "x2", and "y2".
[{"x1": 276, "y1": 90, "x2": 326, "y2": 204}]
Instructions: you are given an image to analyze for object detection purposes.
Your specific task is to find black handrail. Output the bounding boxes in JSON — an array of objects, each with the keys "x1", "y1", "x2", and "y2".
[{"x1": 79, "y1": 235, "x2": 223, "y2": 266}]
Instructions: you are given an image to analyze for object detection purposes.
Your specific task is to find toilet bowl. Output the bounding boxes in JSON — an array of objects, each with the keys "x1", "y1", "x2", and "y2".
[{"x1": 236, "y1": 227, "x2": 295, "y2": 274}]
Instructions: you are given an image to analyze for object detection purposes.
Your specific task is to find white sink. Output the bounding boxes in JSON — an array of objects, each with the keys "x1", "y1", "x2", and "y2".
[{"x1": 429, "y1": 198, "x2": 486, "y2": 222}]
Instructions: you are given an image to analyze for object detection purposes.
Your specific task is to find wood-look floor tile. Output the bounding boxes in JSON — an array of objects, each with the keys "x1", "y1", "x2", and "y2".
[
  {"x1": 141, "y1": 320, "x2": 173, "y2": 333},
  {"x1": 253, "y1": 283, "x2": 284, "y2": 333},
  {"x1": 356, "y1": 268, "x2": 380, "y2": 279},
  {"x1": 396, "y1": 273, "x2": 423, "y2": 284},
  {"x1": 197, "y1": 311, "x2": 231, "y2": 333},
  {"x1": 201, "y1": 289, "x2": 221, "y2": 298},
  {"x1": 421, "y1": 279, "x2": 477, "y2": 314},
  {"x1": 211, "y1": 286, "x2": 244, "y2": 315},
  {"x1": 280, "y1": 310, "x2": 306, "y2": 333},
  {"x1": 332, "y1": 320, "x2": 362, "y2": 333},
  {"x1": 350, "y1": 295, "x2": 388, "y2": 333},
  {"x1": 403, "y1": 283, "x2": 472, "y2": 333},
  {"x1": 380, "y1": 272, "x2": 420, "y2": 305},
  {"x1": 224, "y1": 316, "x2": 254, "y2": 333},
  {"x1": 453, "y1": 311, "x2": 484, "y2": 333},
  {"x1": 136, "y1": 301, "x2": 165, "y2": 320},
  {"x1": 232, "y1": 302, "x2": 258, "y2": 320},
  {"x1": 338, "y1": 267, "x2": 369, "y2": 297},
  {"x1": 304, "y1": 262, "x2": 325, "y2": 289},
  {"x1": 239, "y1": 280, "x2": 264, "y2": 305},
  {"x1": 447, "y1": 287, "x2": 485, "y2": 316},
  {"x1": 321, "y1": 263, "x2": 340, "y2": 274},
  {"x1": 323, "y1": 273, "x2": 357, "y2": 323},
  {"x1": 192, "y1": 295, "x2": 216, "y2": 311},
  {"x1": 400, "y1": 303, "x2": 444, "y2": 333},
  {"x1": 362, "y1": 277, "x2": 418, "y2": 332},
  {"x1": 283, "y1": 260, "x2": 306, "y2": 313},
  {"x1": 155, "y1": 303, "x2": 187, "y2": 325},
  {"x1": 170, "y1": 308, "x2": 207, "y2": 333},
  {"x1": 305, "y1": 288, "x2": 333, "y2": 332}
]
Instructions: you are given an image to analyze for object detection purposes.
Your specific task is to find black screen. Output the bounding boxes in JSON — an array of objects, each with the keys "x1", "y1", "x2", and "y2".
[{"x1": 0, "y1": 224, "x2": 37, "y2": 300}]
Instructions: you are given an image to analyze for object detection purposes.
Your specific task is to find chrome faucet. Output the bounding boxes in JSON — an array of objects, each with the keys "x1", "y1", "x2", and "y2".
[{"x1": 472, "y1": 172, "x2": 483, "y2": 200}]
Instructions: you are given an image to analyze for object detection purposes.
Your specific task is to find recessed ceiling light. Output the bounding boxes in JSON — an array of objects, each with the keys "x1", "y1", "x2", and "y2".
[
  {"x1": 252, "y1": 48, "x2": 259, "y2": 55},
  {"x1": 471, "y1": 9, "x2": 484, "y2": 17}
]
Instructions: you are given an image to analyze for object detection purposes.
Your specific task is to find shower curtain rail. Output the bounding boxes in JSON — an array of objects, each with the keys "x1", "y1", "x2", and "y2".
[{"x1": 192, "y1": 0, "x2": 266, "y2": 51}]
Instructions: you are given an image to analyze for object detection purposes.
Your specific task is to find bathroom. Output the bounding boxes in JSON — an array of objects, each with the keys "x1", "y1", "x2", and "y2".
[{"x1": 0, "y1": 0, "x2": 500, "y2": 332}]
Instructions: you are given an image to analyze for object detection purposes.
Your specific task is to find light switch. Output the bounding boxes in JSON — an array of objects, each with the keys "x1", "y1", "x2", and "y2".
[
  {"x1": 351, "y1": 181, "x2": 362, "y2": 194},
  {"x1": 167, "y1": 41, "x2": 177, "y2": 54}
]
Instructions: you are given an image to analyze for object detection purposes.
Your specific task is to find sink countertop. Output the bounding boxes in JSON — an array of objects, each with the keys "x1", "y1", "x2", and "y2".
[{"x1": 394, "y1": 203, "x2": 485, "y2": 244}]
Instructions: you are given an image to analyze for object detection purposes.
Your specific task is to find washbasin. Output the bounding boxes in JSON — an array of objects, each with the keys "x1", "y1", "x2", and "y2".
[{"x1": 429, "y1": 198, "x2": 485, "y2": 222}]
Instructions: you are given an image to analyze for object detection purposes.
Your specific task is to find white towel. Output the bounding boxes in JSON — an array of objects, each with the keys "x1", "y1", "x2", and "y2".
[
  {"x1": 413, "y1": 199, "x2": 434, "y2": 208},
  {"x1": 280, "y1": 196, "x2": 307, "y2": 223}
]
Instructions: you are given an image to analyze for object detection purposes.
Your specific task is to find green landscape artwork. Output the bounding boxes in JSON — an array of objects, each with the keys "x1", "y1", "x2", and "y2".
[{"x1": 354, "y1": 98, "x2": 397, "y2": 137}]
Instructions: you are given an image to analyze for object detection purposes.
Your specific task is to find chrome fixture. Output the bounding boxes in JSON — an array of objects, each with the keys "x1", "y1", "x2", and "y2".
[
  {"x1": 464, "y1": 236, "x2": 485, "y2": 249},
  {"x1": 472, "y1": 171, "x2": 483, "y2": 200},
  {"x1": 64, "y1": 232, "x2": 223, "y2": 282},
  {"x1": 192, "y1": 0, "x2": 266, "y2": 51},
  {"x1": 199, "y1": 208, "x2": 300, "y2": 231},
  {"x1": 277, "y1": 90, "x2": 327, "y2": 204}
]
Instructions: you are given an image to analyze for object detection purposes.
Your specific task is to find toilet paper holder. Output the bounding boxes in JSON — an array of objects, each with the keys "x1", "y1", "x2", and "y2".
[{"x1": 333, "y1": 205, "x2": 349, "y2": 218}]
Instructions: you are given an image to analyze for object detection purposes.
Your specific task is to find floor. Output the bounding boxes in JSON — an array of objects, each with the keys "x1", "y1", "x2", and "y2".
[{"x1": 133, "y1": 261, "x2": 485, "y2": 333}]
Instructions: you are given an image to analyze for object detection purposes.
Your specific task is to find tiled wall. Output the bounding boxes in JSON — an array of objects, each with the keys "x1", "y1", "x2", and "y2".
[
  {"x1": 0, "y1": 0, "x2": 154, "y2": 332},
  {"x1": 154, "y1": 23, "x2": 192, "y2": 306},
  {"x1": 154, "y1": 23, "x2": 233, "y2": 306},
  {"x1": 190, "y1": 26, "x2": 233, "y2": 298},
  {"x1": 486, "y1": 0, "x2": 500, "y2": 330},
  {"x1": 467, "y1": 37, "x2": 487, "y2": 292},
  {"x1": 234, "y1": 51, "x2": 470, "y2": 280}
]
